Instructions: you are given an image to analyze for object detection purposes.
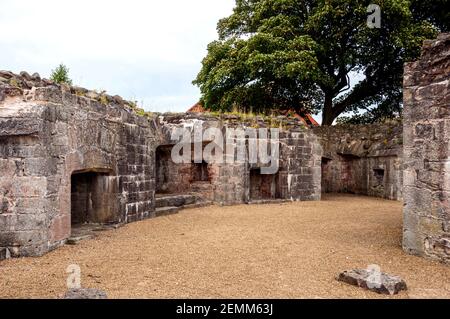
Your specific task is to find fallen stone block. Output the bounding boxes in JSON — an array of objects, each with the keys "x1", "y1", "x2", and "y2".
[
  {"x1": 337, "y1": 269, "x2": 407, "y2": 295},
  {"x1": 63, "y1": 288, "x2": 108, "y2": 299}
]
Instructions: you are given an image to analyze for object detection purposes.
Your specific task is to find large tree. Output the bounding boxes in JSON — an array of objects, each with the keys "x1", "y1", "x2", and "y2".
[
  {"x1": 194, "y1": 0, "x2": 439, "y2": 125},
  {"x1": 410, "y1": 0, "x2": 449, "y2": 32}
]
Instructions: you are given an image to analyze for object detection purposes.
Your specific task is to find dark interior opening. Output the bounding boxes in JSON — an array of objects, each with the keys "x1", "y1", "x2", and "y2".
[
  {"x1": 250, "y1": 168, "x2": 280, "y2": 200},
  {"x1": 192, "y1": 161, "x2": 210, "y2": 182},
  {"x1": 373, "y1": 168, "x2": 385, "y2": 185},
  {"x1": 71, "y1": 171, "x2": 113, "y2": 226},
  {"x1": 155, "y1": 145, "x2": 172, "y2": 194},
  {"x1": 321, "y1": 157, "x2": 332, "y2": 193}
]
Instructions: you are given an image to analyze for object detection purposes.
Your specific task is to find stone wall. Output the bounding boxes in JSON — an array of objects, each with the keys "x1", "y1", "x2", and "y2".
[
  {"x1": 403, "y1": 33, "x2": 450, "y2": 263},
  {"x1": 313, "y1": 122, "x2": 403, "y2": 200},
  {"x1": 157, "y1": 113, "x2": 322, "y2": 205},
  {"x1": 0, "y1": 72, "x2": 322, "y2": 258},
  {"x1": 0, "y1": 84, "x2": 156, "y2": 257}
]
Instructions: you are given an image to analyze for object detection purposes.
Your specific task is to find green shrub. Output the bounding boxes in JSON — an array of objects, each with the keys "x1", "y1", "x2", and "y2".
[{"x1": 50, "y1": 64, "x2": 73, "y2": 85}]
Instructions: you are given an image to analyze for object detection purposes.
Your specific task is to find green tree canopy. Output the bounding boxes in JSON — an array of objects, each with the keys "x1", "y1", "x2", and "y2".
[
  {"x1": 410, "y1": 0, "x2": 449, "y2": 33},
  {"x1": 50, "y1": 64, "x2": 73, "y2": 86},
  {"x1": 194, "y1": 0, "x2": 440, "y2": 125}
]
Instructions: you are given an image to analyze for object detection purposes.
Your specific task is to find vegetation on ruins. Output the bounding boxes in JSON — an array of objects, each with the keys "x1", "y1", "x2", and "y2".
[
  {"x1": 50, "y1": 63, "x2": 73, "y2": 86},
  {"x1": 194, "y1": 0, "x2": 444, "y2": 125}
]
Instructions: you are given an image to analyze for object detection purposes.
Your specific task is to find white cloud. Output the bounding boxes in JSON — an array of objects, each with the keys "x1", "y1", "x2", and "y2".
[{"x1": 0, "y1": 0, "x2": 235, "y2": 111}]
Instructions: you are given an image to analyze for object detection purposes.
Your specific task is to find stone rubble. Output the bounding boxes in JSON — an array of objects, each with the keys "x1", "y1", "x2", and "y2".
[
  {"x1": 63, "y1": 288, "x2": 108, "y2": 299},
  {"x1": 338, "y1": 269, "x2": 408, "y2": 295}
]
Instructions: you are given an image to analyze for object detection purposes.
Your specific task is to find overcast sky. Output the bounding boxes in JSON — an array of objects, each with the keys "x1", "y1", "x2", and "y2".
[{"x1": 0, "y1": 0, "x2": 236, "y2": 112}]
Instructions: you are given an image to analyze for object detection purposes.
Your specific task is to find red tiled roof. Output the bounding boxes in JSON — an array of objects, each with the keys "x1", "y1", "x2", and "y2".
[
  {"x1": 187, "y1": 102, "x2": 206, "y2": 113},
  {"x1": 305, "y1": 114, "x2": 319, "y2": 126},
  {"x1": 187, "y1": 102, "x2": 319, "y2": 126}
]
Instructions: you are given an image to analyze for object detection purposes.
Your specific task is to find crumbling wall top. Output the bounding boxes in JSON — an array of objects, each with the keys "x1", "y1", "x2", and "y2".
[
  {"x1": 0, "y1": 70, "x2": 152, "y2": 119},
  {"x1": 1, "y1": 70, "x2": 309, "y2": 133},
  {"x1": 313, "y1": 120, "x2": 403, "y2": 158},
  {"x1": 404, "y1": 33, "x2": 450, "y2": 87}
]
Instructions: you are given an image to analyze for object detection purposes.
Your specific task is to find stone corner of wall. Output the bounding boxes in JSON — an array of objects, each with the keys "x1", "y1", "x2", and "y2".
[{"x1": 402, "y1": 32, "x2": 450, "y2": 264}]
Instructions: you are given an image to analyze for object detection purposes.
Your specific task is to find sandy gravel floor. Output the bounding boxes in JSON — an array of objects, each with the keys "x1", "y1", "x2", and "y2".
[{"x1": 1, "y1": 194, "x2": 449, "y2": 299}]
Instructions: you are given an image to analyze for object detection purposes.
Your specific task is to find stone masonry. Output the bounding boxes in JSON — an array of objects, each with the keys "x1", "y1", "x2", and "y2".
[
  {"x1": 403, "y1": 33, "x2": 450, "y2": 264},
  {"x1": 1, "y1": 34, "x2": 448, "y2": 263},
  {"x1": 313, "y1": 121, "x2": 403, "y2": 200},
  {"x1": 0, "y1": 80, "x2": 156, "y2": 257},
  {"x1": 0, "y1": 72, "x2": 321, "y2": 258}
]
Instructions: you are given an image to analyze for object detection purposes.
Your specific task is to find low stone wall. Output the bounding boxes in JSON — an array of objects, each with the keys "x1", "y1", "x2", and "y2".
[
  {"x1": 313, "y1": 122, "x2": 403, "y2": 200},
  {"x1": 403, "y1": 33, "x2": 450, "y2": 263}
]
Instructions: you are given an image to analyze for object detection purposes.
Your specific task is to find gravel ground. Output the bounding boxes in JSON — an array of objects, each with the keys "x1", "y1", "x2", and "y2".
[{"x1": 0, "y1": 194, "x2": 449, "y2": 299}]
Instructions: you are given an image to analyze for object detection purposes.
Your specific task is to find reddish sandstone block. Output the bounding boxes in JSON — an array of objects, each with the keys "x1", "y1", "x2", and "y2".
[{"x1": 49, "y1": 213, "x2": 70, "y2": 244}]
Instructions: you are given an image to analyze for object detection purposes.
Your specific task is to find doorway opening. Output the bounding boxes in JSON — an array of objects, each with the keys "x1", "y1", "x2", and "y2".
[{"x1": 70, "y1": 170, "x2": 114, "y2": 228}]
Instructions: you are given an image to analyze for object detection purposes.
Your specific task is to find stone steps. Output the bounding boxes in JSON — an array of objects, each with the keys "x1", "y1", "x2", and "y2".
[
  {"x1": 183, "y1": 201, "x2": 213, "y2": 210},
  {"x1": 155, "y1": 206, "x2": 180, "y2": 217},
  {"x1": 66, "y1": 223, "x2": 122, "y2": 246},
  {"x1": 66, "y1": 234, "x2": 96, "y2": 245},
  {"x1": 154, "y1": 193, "x2": 212, "y2": 217},
  {"x1": 155, "y1": 194, "x2": 198, "y2": 208}
]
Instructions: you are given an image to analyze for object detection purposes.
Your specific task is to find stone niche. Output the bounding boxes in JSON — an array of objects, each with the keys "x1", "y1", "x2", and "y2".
[
  {"x1": 403, "y1": 33, "x2": 450, "y2": 264},
  {"x1": 70, "y1": 169, "x2": 118, "y2": 226},
  {"x1": 313, "y1": 122, "x2": 403, "y2": 200},
  {"x1": 249, "y1": 168, "x2": 281, "y2": 201},
  {"x1": 0, "y1": 78, "x2": 322, "y2": 258},
  {"x1": 155, "y1": 143, "x2": 215, "y2": 199}
]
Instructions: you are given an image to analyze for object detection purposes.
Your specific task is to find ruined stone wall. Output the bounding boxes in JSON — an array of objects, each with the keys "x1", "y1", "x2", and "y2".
[
  {"x1": 0, "y1": 82, "x2": 156, "y2": 257},
  {"x1": 313, "y1": 122, "x2": 403, "y2": 200},
  {"x1": 157, "y1": 114, "x2": 322, "y2": 205},
  {"x1": 155, "y1": 145, "x2": 194, "y2": 194},
  {"x1": 278, "y1": 130, "x2": 322, "y2": 201},
  {"x1": 403, "y1": 33, "x2": 450, "y2": 263},
  {"x1": 0, "y1": 73, "x2": 322, "y2": 258}
]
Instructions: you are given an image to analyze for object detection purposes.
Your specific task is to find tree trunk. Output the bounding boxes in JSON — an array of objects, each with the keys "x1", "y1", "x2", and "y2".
[{"x1": 321, "y1": 94, "x2": 336, "y2": 126}]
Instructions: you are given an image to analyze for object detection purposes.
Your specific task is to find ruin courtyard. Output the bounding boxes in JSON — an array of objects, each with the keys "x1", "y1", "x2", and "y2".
[
  {"x1": 1, "y1": 195, "x2": 449, "y2": 299},
  {"x1": 0, "y1": 33, "x2": 449, "y2": 299}
]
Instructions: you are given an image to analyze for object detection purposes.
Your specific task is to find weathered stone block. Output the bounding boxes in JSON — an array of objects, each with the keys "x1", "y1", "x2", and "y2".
[
  {"x1": 338, "y1": 269, "x2": 407, "y2": 295},
  {"x1": 63, "y1": 288, "x2": 108, "y2": 299}
]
